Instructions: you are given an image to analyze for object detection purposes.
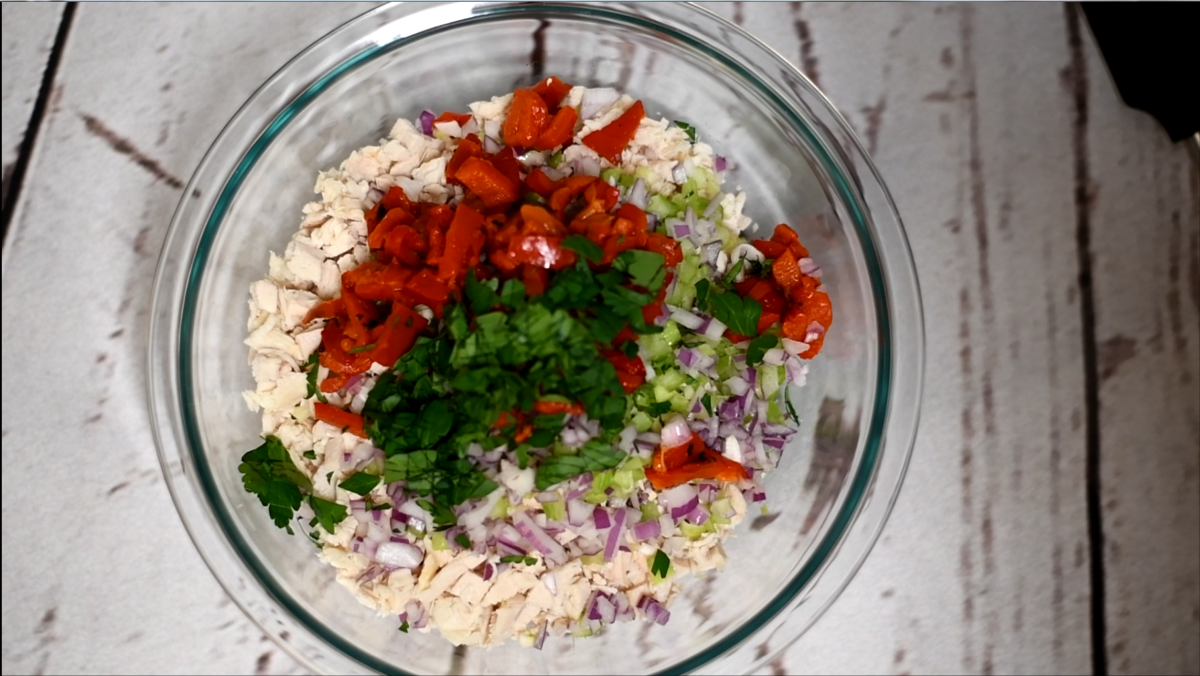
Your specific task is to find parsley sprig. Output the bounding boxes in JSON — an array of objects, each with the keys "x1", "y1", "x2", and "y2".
[{"x1": 239, "y1": 435, "x2": 347, "y2": 534}]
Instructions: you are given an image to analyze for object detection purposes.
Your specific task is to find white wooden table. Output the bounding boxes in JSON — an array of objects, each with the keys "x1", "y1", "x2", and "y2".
[{"x1": 2, "y1": 3, "x2": 1196, "y2": 675}]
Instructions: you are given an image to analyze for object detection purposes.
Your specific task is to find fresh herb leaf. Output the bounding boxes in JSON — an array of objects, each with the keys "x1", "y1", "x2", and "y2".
[
  {"x1": 338, "y1": 472, "x2": 381, "y2": 496},
  {"x1": 455, "y1": 533, "x2": 471, "y2": 549},
  {"x1": 673, "y1": 120, "x2": 697, "y2": 142},
  {"x1": 500, "y1": 554, "x2": 538, "y2": 565},
  {"x1": 708, "y1": 291, "x2": 762, "y2": 337},
  {"x1": 562, "y1": 234, "x2": 603, "y2": 264},
  {"x1": 614, "y1": 250, "x2": 666, "y2": 293},
  {"x1": 548, "y1": 150, "x2": 565, "y2": 168},
  {"x1": 398, "y1": 621, "x2": 410, "y2": 633},
  {"x1": 303, "y1": 450, "x2": 316, "y2": 460},
  {"x1": 621, "y1": 340, "x2": 639, "y2": 358},
  {"x1": 499, "y1": 279, "x2": 527, "y2": 309},
  {"x1": 646, "y1": 400, "x2": 673, "y2": 417},
  {"x1": 694, "y1": 278, "x2": 711, "y2": 308},
  {"x1": 464, "y1": 270, "x2": 500, "y2": 315},
  {"x1": 308, "y1": 495, "x2": 348, "y2": 534},
  {"x1": 304, "y1": 353, "x2": 327, "y2": 403},
  {"x1": 651, "y1": 549, "x2": 671, "y2": 578},
  {"x1": 746, "y1": 333, "x2": 779, "y2": 366},
  {"x1": 723, "y1": 258, "x2": 746, "y2": 286},
  {"x1": 347, "y1": 343, "x2": 376, "y2": 354},
  {"x1": 534, "y1": 439, "x2": 625, "y2": 490},
  {"x1": 701, "y1": 393, "x2": 713, "y2": 417},
  {"x1": 239, "y1": 436, "x2": 311, "y2": 534}
]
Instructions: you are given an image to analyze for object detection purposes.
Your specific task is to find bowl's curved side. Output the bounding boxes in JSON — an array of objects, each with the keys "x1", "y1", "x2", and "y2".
[{"x1": 149, "y1": 3, "x2": 924, "y2": 675}]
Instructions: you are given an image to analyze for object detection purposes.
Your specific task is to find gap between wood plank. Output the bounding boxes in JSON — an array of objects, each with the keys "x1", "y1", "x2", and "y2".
[
  {"x1": 1065, "y1": 4, "x2": 1108, "y2": 676},
  {"x1": 1, "y1": 2, "x2": 77, "y2": 248}
]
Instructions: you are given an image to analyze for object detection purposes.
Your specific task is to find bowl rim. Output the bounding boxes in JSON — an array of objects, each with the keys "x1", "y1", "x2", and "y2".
[{"x1": 148, "y1": 2, "x2": 924, "y2": 673}]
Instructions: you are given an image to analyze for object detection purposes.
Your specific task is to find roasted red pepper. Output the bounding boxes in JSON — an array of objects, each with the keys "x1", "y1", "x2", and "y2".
[
  {"x1": 314, "y1": 402, "x2": 367, "y2": 438},
  {"x1": 581, "y1": 100, "x2": 644, "y2": 163}
]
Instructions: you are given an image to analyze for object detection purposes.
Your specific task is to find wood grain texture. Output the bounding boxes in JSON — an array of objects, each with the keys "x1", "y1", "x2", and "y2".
[
  {"x1": 1074, "y1": 12, "x2": 1200, "y2": 676},
  {"x1": 0, "y1": 4, "x2": 369, "y2": 674},
  {"x1": 710, "y1": 4, "x2": 1094, "y2": 674},
  {"x1": 0, "y1": 2, "x2": 64, "y2": 207}
]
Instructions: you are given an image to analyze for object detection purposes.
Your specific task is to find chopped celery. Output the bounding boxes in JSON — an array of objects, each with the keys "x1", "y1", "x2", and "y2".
[
  {"x1": 646, "y1": 194, "x2": 679, "y2": 219},
  {"x1": 653, "y1": 369, "x2": 687, "y2": 391},
  {"x1": 760, "y1": 364, "x2": 780, "y2": 398},
  {"x1": 548, "y1": 151, "x2": 565, "y2": 168},
  {"x1": 767, "y1": 399, "x2": 786, "y2": 425},
  {"x1": 640, "y1": 502, "x2": 661, "y2": 522},
  {"x1": 679, "y1": 521, "x2": 715, "y2": 541},
  {"x1": 631, "y1": 410, "x2": 654, "y2": 432},
  {"x1": 600, "y1": 167, "x2": 622, "y2": 185},
  {"x1": 430, "y1": 531, "x2": 449, "y2": 551},
  {"x1": 661, "y1": 321, "x2": 682, "y2": 346},
  {"x1": 581, "y1": 553, "x2": 605, "y2": 566},
  {"x1": 491, "y1": 495, "x2": 511, "y2": 519},
  {"x1": 618, "y1": 172, "x2": 636, "y2": 189},
  {"x1": 543, "y1": 498, "x2": 566, "y2": 522},
  {"x1": 584, "y1": 470, "x2": 614, "y2": 504}
]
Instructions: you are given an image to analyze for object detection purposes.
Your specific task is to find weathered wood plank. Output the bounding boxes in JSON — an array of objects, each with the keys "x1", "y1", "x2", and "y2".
[
  {"x1": 708, "y1": 3, "x2": 1095, "y2": 674},
  {"x1": 0, "y1": 2, "x2": 64, "y2": 211},
  {"x1": 0, "y1": 4, "x2": 370, "y2": 674},
  {"x1": 1073, "y1": 9, "x2": 1200, "y2": 675}
]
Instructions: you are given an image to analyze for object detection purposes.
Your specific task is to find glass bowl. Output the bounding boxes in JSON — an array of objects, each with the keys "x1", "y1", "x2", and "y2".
[{"x1": 148, "y1": 2, "x2": 923, "y2": 674}]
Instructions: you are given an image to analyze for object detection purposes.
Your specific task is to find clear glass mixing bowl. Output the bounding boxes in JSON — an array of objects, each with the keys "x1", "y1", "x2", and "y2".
[{"x1": 148, "y1": 3, "x2": 923, "y2": 674}]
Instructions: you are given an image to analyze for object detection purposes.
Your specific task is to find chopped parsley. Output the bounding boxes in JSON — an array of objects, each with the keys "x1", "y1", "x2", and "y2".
[
  {"x1": 746, "y1": 333, "x2": 779, "y2": 366},
  {"x1": 303, "y1": 353, "x2": 327, "y2": 403},
  {"x1": 500, "y1": 554, "x2": 538, "y2": 565},
  {"x1": 651, "y1": 549, "x2": 671, "y2": 579},
  {"x1": 239, "y1": 436, "x2": 348, "y2": 534},
  {"x1": 338, "y1": 472, "x2": 381, "y2": 496},
  {"x1": 455, "y1": 533, "x2": 471, "y2": 549},
  {"x1": 707, "y1": 290, "x2": 762, "y2": 337},
  {"x1": 673, "y1": 120, "x2": 697, "y2": 142},
  {"x1": 398, "y1": 621, "x2": 410, "y2": 633}
]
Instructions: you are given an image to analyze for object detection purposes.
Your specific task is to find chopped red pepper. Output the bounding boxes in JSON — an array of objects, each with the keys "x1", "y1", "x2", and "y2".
[
  {"x1": 438, "y1": 202, "x2": 485, "y2": 285},
  {"x1": 645, "y1": 434, "x2": 749, "y2": 491},
  {"x1": 581, "y1": 100, "x2": 645, "y2": 163},
  {"x1": 534, "y1": 105, "x2": 578, "y2": 151},
  {"x1": 532, "y1": 75, "x2": 573, "y2": 109},
  {"x1": 532, "y1": 400, "x2": 585, "y2": 415},
  {"x1": 434, "y1": 111, "x2": 472, "y2": 127},
  {"x1": 314, "y1": 402, "x2": 367, "y2": 438},
  {"x1": 369, "y1": 302, "x2": 428, "y2": 369},
  {"x1": 523, "y1": 167, "x2": 560, "y2": 198},
  {"x1": 502, "y1": 88, "x2": 549, "y2": 147},
  {"x1": 456, "y1": 157, "x2": 519, "y2": 208},
  {"x1": 752, "y1": 239, "x2": 788, "y2": 259}
]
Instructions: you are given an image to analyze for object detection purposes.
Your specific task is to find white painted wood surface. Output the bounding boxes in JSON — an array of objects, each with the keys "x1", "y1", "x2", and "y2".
[
  {"x1": 1, "y1": 2, "x2": 63, "y2": 204},
  {"x1": 1, "y1": 3, "x2": 1195, "y2": 675}
]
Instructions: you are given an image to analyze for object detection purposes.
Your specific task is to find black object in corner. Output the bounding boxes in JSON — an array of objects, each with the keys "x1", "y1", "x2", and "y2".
[{"x1": 1081, "y1": 3, "x2": 1199, "y2": 142}]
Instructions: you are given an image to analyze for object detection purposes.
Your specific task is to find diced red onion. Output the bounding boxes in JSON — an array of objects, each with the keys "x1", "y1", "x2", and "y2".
[
  {"x1": 672, "y1": 223, "x2": 692, "y2": 239},
  {"x1": 714, "y1": 155, "x2": 727, "y2": 172},
  {"x1": 668, "y1": 306, "x2": 706, "y2": 330},
  {"x1": 660, "y1": 415, "x2": 693, "y2": 449},
  {"x1": 567, "y1": 499, "x2": 592, "y2": 527},
  {"x1": 762, "y1": 423, "x2": 796, "y2": 436},
  {"x1": 672, "y1": 163, "x2": 688, "y2": 184},
  {"x1": 670, "y1": 495, "x2": 699, "y2": 521},
  {"x1": 781, "y1": 338, "x2": 809, "y2": 357},
  {"x1": 596, "y1": 594, "x2": 616, "y2": 624},
  {"x1": 593, "y1": 506, "x2": 611, "y2": 530},
  {"x1": 805, "y1": 321, "x2": 826, "y2": 343},
  {"x1": 460, "y1": 116, "x2": 480, "y2": 136},
  {"x1": 483, "y1": 562, "x2": 495, "y2": 581},
  {"x1": 677, "y1": 348, "x2": 697, "y2": 368},
  {"x1": 631, "y1": 517, "x2": 662, "y2": 541},
  {"x1": 617, "y1": 425, "x2": 637, "y2": 453},
  {"x1": 700, "y1": 240, "x2": 723, "y2": 265},
  {"x1": 703, "y1": 317, "x2": 727, "y2": 341},
  {"x1": 636, "y1": 431, "x2": 661, "y2": 445},
  {"x1": 703, "y1": 194, "x2": 722, "y2": 219},
  {"x1": 483, "y1": 136, "x2": 503, "y2": 153},
  {"x1": 686, "y1": 504, "x2": 710, "y2": 525},
  {"x1": 512, "y1": 510, "x2": 567, "y2": 563},
  {"x1": 344, "y1": 373, "x2": 365, "y2": 395},
  {"x1": 626, "y1": 178, "x2": 648, "y2": 209},
  {"x1": 726, "y1": 376, "x2": 750, "y2": 397},
  {"x1": 603, "y1": 507, "x2": 626, "y2": 561},
  {"x1": 660, "y1": 484, "x2": 698, "y2": 513},
  {"x1": 419, "y1": 110, "x2": 435, "y2": 135},
  {"x1": 762, "y1": 348, "x2": 786, "y2": 366},
  {"x1": 762, "y1": 436, "x2": 786, "y2": 449},
  {"x1": 537, "y1": 491, "x2": 560, "y2": 504},
  {"x1": 697, "y1": 482, "x2": 718, "y2": 503},
  {"x1": 375, "y1": 541, "x2": 423, "y2": 569},
  {"x1": 638, "y1": 596, "x2": 672, "y2": 625}
]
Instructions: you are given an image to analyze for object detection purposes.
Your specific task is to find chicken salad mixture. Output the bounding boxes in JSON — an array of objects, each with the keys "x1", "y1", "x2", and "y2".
[{"x1": 240, "y1": 77, "x2": 832, "y2": 648}]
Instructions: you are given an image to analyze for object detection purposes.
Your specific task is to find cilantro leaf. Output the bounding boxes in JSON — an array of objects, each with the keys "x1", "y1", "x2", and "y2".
[
  {"x1": 651, "y1": 549, "x2": 671, "y2": 578},
  {"x1": 308, "y1": 495, "x2": 348, "y2": 534},
  {"x1": 708, "y1": 291, "x2": 762, "y2": 337},
  {"x1": 694, "y1": 278, "x2": 711, "y2": 308},
  {"x1": 562, "y1": 234, "x2": 603, "y2": 264},
  {"x1": 464, "y1": 270, "x2": 500, "y2": 315},
  {"x1": 239, "y1": 436, "x2": 310, "y2": 533},
  {"x1": 304, "y1": 353, "x2": 327, "y2": 403},
  {"x1": 337, "y1": 472, "x2": 381, "y2": 496},
  {"x1": 673, "y1": 120, "x2": 697, "y2": 142},
  {"x1": 455, "y1": 533, "x2": 471, "y2": 548},
  {"x1": 500, "y1": 279, "x2": 527, "y2": 309},
  {"x1": 746, "y1": 333, "x2": 779, "y2": 366},
  {"x1": 701, "y1": 393, "x2": 713, "y2": 416},
  {"x1": 723, "y1": 258, "x2": 746, "y2": 286},
  {"x1": 614, "y1": 250, "x2": 666, "y2": 293}
]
